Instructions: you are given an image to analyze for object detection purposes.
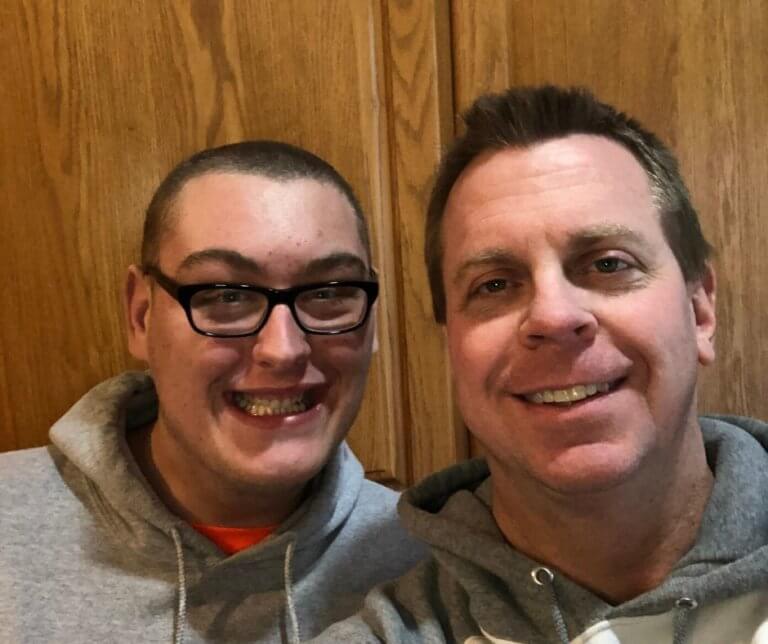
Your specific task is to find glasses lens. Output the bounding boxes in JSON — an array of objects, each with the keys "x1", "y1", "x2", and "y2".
[
  {"x1": 190, "y1": 287, "x2": 268, "y2": 335},
  {"x1": 295, "y1": 285, "x2": 368, "y2": 332}
]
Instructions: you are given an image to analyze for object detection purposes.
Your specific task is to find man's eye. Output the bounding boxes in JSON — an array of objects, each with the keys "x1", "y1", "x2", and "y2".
[
  {"x1": 479, "y1": 278, "x2": 508, "y2": 293},
  {"x1": 302, "y1": 286, "x2": 364, "y2": 305},
  {"x1": 468, "y1": 278, "x2": 510, "y2": 299},
  {"x1": 219, "y1": 290, "x2": 244, "y2": 303},
  {"x1": 195, "y1": 289, "x2": 252, "y2": 307},
  {"x1": 311, "y1": 288, "x2": 339, "y2": 300},
  {"x1": 592, "y1": 257, "x2": 630, "y2": 273}
]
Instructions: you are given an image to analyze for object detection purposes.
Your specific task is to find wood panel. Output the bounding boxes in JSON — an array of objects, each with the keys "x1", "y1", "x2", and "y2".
[
  {"x1": 452, "y1": 0, "x2": 768, "y2": 430},
  {"x1": 675, "y1": 1, "x2": 768, "y2": 417},
  {"x1": 381, "y1": 0, "x2": 466, "y2": 482},
  {"x1": 0, "y1": 0, "x2": 413, "y2": 487}
]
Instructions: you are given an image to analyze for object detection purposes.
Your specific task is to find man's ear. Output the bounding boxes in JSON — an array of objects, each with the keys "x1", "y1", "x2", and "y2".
[
  {"x1": 125, "y1": 264, "x2": 151, "y2": 362},
  {"x1": 691, "y1": 262, "x2": 716, "y2": 366}
]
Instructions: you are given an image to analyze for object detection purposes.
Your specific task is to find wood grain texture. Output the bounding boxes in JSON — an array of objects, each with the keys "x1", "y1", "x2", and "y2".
[
  {"x1": 345, "y1": 0, "x2": 409, "y2": 486},
  {"x1": 1, "y1": 0, "x2": 410, "y2": 486},
  {"x1": 382, "y1": 0, "x2": 467, "y2": 482},
  {"x1": 453, "y1": 0, "x2": 681, "y2": 135},
  {"x1": 451, "y1": 0, "x2": 514, "y2": 109},
  {"x1": 452, "y1": 0, "x2": 768, "y2": 436},
  {"x1": 674, "y1": 1, "x2": 768, "y2": 415}
]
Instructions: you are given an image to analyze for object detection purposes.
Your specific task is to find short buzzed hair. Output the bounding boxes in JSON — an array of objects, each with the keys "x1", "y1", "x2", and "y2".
[
  {"x1": 425, "y1": 85, "x2": 712, "y2": 323},
  {"x1": 142, "y1": 140, "x2": 371, "y2": 266}
]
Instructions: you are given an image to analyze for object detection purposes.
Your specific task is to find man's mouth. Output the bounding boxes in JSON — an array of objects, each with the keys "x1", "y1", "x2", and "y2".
[
  {"x1": 231, "y1": 391, "x2": 315, "y2": 417},
  {"x1": 521, "y1": 380, "x2": 620, "y2": 405}
]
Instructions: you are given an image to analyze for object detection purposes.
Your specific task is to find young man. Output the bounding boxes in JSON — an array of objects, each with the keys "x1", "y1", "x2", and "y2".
[
  {"x1": 316, "y1": 87, "x2": 768, "y2": 643},
  {"x1": 0, "y1": 141, "x2": 425, "y2": 643}
]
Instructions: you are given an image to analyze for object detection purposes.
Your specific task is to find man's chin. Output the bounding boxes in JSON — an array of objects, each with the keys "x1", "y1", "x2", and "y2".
[
  {"x1": 490, "y1": 443, "x2": 645, "y2": 499},
  {"x1": 241, "y1": 457, "x2": 333, "y2": 498},
  {"x1": 533, "y1": 447, "x2": 645, "y2": 497},
  {"x1": 211, "y1": 403, "x2": 348, "y2": 492}
]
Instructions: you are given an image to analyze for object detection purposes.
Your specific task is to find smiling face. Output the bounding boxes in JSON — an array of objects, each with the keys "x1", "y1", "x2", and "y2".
[
  {"x1": 126, "y1": 172, "x2": 375, "y2": 521},
  {"x1": 441, "y1": 135, "x2": 716, "y2": 495}
]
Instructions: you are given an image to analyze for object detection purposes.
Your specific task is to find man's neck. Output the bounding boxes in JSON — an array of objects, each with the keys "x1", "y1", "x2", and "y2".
[
  {"x1": 490, "y1": 430, "x2": 714, "y2": 604},
  {"x1": 127, "y1": 422, "x2": 306, "y2": 528}
]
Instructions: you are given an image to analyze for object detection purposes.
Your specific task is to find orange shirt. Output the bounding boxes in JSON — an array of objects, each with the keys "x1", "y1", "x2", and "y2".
[{"x1": 192, "y1": 523, "x2": 278, "y2": 555}]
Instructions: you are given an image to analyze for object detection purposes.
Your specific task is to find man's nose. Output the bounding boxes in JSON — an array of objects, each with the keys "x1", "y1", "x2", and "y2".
[
  {"x1": 251, "y1": 305, "x2": 311, "y2": 370},
  {"x1": 518, "y1": 275, "x2": 597, "y2": 349}
]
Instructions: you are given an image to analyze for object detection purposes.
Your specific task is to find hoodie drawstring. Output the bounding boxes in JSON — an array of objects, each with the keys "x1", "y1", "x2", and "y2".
[
  {"x1": 283, "y1": 537, "x2": 301, "y2": 644},
  {"x1": 531, "y1": 567, "x2": 569, "y2": 644},
  {"x1": 170, "y1": 527, "x2": 187, "y2": 644},
  {"x1": 530, "y1": 566, "x2": 698, "y2": 644},
  {"x1": 672, "y1": 596, "x2": 697, "y2": 644},
  {"x1": 168, "y1": 528, "x2": 299, "y2": 644}
]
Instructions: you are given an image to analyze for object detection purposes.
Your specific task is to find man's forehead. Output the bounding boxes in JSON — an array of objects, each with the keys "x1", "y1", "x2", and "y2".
[
  {"x1": 155, "y1": 170, "x2": 368, "y2": 271},
  {"x1": 442, "y1": 135, "x2": 667, "y2": 280},
  {"x1": 171, "y1": 171, "x2": 352, "y2": 217},
  {"x1": 449, "y1": 134, "x2": 652, "y2": 207}
]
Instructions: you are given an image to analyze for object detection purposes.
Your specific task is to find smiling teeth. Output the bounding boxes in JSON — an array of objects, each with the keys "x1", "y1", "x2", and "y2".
[
  {"x1": 234, "y1": 392, "x2": 308, "y2": 416},
  {"x1": 525, "y1": 382, "x2": 610, "y2": 405}
]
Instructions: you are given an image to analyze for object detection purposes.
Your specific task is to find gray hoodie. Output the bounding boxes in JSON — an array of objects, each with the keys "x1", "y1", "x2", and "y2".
[
  {"x1": 315, "y1": 416, "x2": 768, "y2": 643},
  {"x1": 0, "y1": 372, "x2": 427, "y2": 643}
]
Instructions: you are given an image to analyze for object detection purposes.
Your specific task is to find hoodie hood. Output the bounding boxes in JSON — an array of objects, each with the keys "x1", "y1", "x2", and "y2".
[
  {"x1": 50, "y1": 371, "x2": 366, "y2": 566},
  {"x1": 50, "y1": 372, "x2": 188, "y2": 559},
  {"x1": 397, "y1": 415, "x2": 768, "y2": 642},
  {"x1": 47, "y1": 371, "x2": 370, "y2": 643}
]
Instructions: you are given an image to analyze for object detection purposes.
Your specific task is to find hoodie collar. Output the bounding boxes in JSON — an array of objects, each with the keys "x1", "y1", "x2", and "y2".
[{"x1": 399, "y1": 416, "x2": 768, "y2": 639}]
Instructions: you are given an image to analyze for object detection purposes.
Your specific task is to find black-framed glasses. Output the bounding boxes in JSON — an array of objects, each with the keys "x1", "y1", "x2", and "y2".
[{"x1": 143, "y1": 265, "x2": 379, "y2": 338}]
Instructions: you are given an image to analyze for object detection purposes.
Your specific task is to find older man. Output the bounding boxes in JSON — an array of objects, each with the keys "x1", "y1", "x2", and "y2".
[
  {"x1": 316, "y1": 86, "x2": 768, "y2": 643},
  {"x1": 0, "y1": 141, "x2": 425, "y2": 643}
]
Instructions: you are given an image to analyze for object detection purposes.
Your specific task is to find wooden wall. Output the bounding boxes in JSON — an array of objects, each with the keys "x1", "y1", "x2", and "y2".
[{"x1": 2, "y1": 1, "x2": 766, "y2": 486}]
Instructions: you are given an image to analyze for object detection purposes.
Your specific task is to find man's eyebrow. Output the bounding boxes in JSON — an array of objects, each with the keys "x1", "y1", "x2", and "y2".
[
  {"x1": 452, "y1": 248, "x2": 525, "y2": 285},
  {"x1": 451, "y1": 224, "x2": 653, "y2": 285},
  {"x1": 303, "y1": 253, "x2": 369, "y2": 278},
  {"x1": 176, "y1": 249, "x2": 369, "y2": 279},
  {"x1": 567, "y1": 223, "x2": 653, "y2": 253},
  {"x1": 178, "y1": 249, "x2": 263, "y2": 273}
]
